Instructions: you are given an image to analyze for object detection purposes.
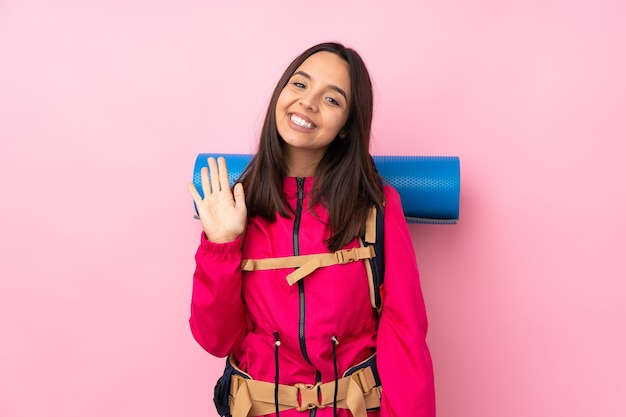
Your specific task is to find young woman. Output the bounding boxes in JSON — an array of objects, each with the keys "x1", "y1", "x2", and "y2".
[{"x1": 188, "y1": 42, "x2": 435, "y2": 417}]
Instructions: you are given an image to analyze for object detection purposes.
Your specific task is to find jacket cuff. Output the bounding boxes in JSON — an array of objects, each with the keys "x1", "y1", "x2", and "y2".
[{"x1": 199, "y1": 232, "x2": 242, "y2": 255}]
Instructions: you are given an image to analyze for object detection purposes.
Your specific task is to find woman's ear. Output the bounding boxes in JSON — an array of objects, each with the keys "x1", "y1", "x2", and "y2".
[{"x1": 339, "y1": 130, "x2": 348, "y2": 139}]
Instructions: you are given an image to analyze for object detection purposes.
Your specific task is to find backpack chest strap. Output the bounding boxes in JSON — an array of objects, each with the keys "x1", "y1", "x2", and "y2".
[{"x1": 241, "y1": 245, "x2": 376, "y2": 286}]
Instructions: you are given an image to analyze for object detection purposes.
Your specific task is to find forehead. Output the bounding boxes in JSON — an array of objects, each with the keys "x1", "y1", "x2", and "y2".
[{"x1": 294, "y1": 51, "x2": 351, "y2": 93}]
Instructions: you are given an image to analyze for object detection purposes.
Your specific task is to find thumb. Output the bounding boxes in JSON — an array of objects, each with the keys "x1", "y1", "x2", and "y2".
[{"x1": 233, "y1": 182, "x2": 246, "y2": 209}]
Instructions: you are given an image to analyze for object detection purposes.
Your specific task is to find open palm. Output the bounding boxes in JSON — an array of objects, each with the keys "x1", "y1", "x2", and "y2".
[{"x1": 188, "y1": 157, "x2": 247, "y2": 243}]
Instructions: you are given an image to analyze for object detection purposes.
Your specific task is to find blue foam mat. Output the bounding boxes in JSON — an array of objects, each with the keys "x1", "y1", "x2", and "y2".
[{"x1": 193, "y1": 154, "x2": 460, "y2": 224}]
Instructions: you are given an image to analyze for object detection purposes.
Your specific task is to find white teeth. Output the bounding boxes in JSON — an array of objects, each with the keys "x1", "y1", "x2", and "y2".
[{"x1": 290, "y1": 114, "x2": 313, "y2": 129}]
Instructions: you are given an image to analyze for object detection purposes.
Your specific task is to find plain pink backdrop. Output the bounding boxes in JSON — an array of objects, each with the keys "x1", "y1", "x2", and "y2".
[{"x1": 1, "y1": 1, "x2": 625, "y2": 416}]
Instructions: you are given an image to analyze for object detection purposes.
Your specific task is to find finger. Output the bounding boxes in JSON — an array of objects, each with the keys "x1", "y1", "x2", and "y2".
[
  {"x1": 217, "y1": 157, "x2": 231, "y2": 193},
  {"x1": 200, "y1": 166, "x2": 211, "y2": 197},
  {"x1": 187, "y1": 181, "x2": 202, "y2": 205},
  {"x1": 208, "y1": 157, "x2": 220, "y2": 193}
]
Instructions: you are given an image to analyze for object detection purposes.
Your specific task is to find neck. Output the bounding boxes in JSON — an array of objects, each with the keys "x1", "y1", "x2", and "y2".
[{"x1": 285, "y1": 148, "x2": 324, "y2": 177}]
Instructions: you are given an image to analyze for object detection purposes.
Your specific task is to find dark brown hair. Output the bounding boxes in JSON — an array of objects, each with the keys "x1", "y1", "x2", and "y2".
[{"x1": 239, "y1": 42, "x2": 384, "y2": 251}]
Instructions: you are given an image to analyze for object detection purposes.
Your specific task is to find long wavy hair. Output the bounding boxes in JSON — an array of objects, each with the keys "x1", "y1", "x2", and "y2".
[{"x1": 239, "y1": 42, "x2": 384, "y2": 251}]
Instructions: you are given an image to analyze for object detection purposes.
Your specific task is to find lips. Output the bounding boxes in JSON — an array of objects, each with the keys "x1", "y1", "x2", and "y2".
[{"x1": 289, "y1": 113, "x2": 315, "y2": 129}]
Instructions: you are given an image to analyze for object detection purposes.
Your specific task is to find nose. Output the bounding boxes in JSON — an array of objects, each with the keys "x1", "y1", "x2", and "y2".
[{"x1": 299, "y1": 91, "x2": 318, "y2": 111}]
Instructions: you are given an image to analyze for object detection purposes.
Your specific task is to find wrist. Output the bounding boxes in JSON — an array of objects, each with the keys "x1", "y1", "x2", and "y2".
[{"x1": 203, "y1": 232, "x2": 240, "y2": 244}]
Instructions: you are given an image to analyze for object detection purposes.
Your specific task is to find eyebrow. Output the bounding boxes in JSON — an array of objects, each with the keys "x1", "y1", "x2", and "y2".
[{"x1": 293, "y1": 70, "x2": 348, "y2": 103}]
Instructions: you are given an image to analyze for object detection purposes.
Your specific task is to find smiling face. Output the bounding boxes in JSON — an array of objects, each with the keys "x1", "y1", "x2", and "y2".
[{"x1": 275, "y1": 51, "x2": 351, "y2": 176}]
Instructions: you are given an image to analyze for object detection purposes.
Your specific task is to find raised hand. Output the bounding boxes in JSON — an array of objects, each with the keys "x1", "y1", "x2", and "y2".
[{"x1": 187, "y1": 157, "x2": 247, "y2": 243}]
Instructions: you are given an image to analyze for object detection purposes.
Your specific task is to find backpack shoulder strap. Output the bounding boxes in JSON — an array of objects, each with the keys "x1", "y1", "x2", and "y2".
[{"x1": 363, "y1": 205, "x2": 385, "y2": 310}]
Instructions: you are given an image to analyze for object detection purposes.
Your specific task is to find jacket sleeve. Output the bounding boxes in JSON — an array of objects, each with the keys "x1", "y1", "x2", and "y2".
[
  {"x1": 377, "y1": 186, "x2": 436, "y2": 416},
  {"x1": 189, "y1": 233, "x2": 247, "y2": 357}
]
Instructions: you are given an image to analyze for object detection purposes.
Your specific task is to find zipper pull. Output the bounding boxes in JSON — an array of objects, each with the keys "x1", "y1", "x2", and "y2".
[{"x1": 296, "y1": 177, "x2": 305, "y2": 200}]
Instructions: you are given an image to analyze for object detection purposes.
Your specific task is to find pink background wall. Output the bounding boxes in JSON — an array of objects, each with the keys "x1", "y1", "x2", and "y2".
[{"x1": 1, "y1": 1, "x2": 625, "y2": 416}]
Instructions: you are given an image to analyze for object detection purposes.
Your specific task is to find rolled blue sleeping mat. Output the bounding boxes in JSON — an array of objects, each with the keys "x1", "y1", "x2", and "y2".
[{"x1": 193, "y1": 154, "x2": 460, "y2": 224}]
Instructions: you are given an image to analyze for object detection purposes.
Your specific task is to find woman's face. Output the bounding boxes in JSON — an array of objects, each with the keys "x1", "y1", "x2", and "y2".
[{"x1": 275, "y1": 51, "x2": 351, "y2": 172}]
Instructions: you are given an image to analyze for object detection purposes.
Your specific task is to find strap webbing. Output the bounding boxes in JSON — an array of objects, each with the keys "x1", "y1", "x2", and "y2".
[
  {"x1": 240, "y1": 207, "x2": 379, "y2": 288},
  {"x1": 241, "y1": 246, "x2": 375, "y2": 285},
  {"x1": 364, "y1": 206, "x2": 377, "y2": 244},
  {"x1": 229, "y1": 366, "x2": 381, "y2": 417}
]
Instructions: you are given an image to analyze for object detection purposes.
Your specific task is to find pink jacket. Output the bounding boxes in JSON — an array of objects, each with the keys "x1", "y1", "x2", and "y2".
[{"x1": 190, "y1": 177, "x2": 435, "y2": 417}]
